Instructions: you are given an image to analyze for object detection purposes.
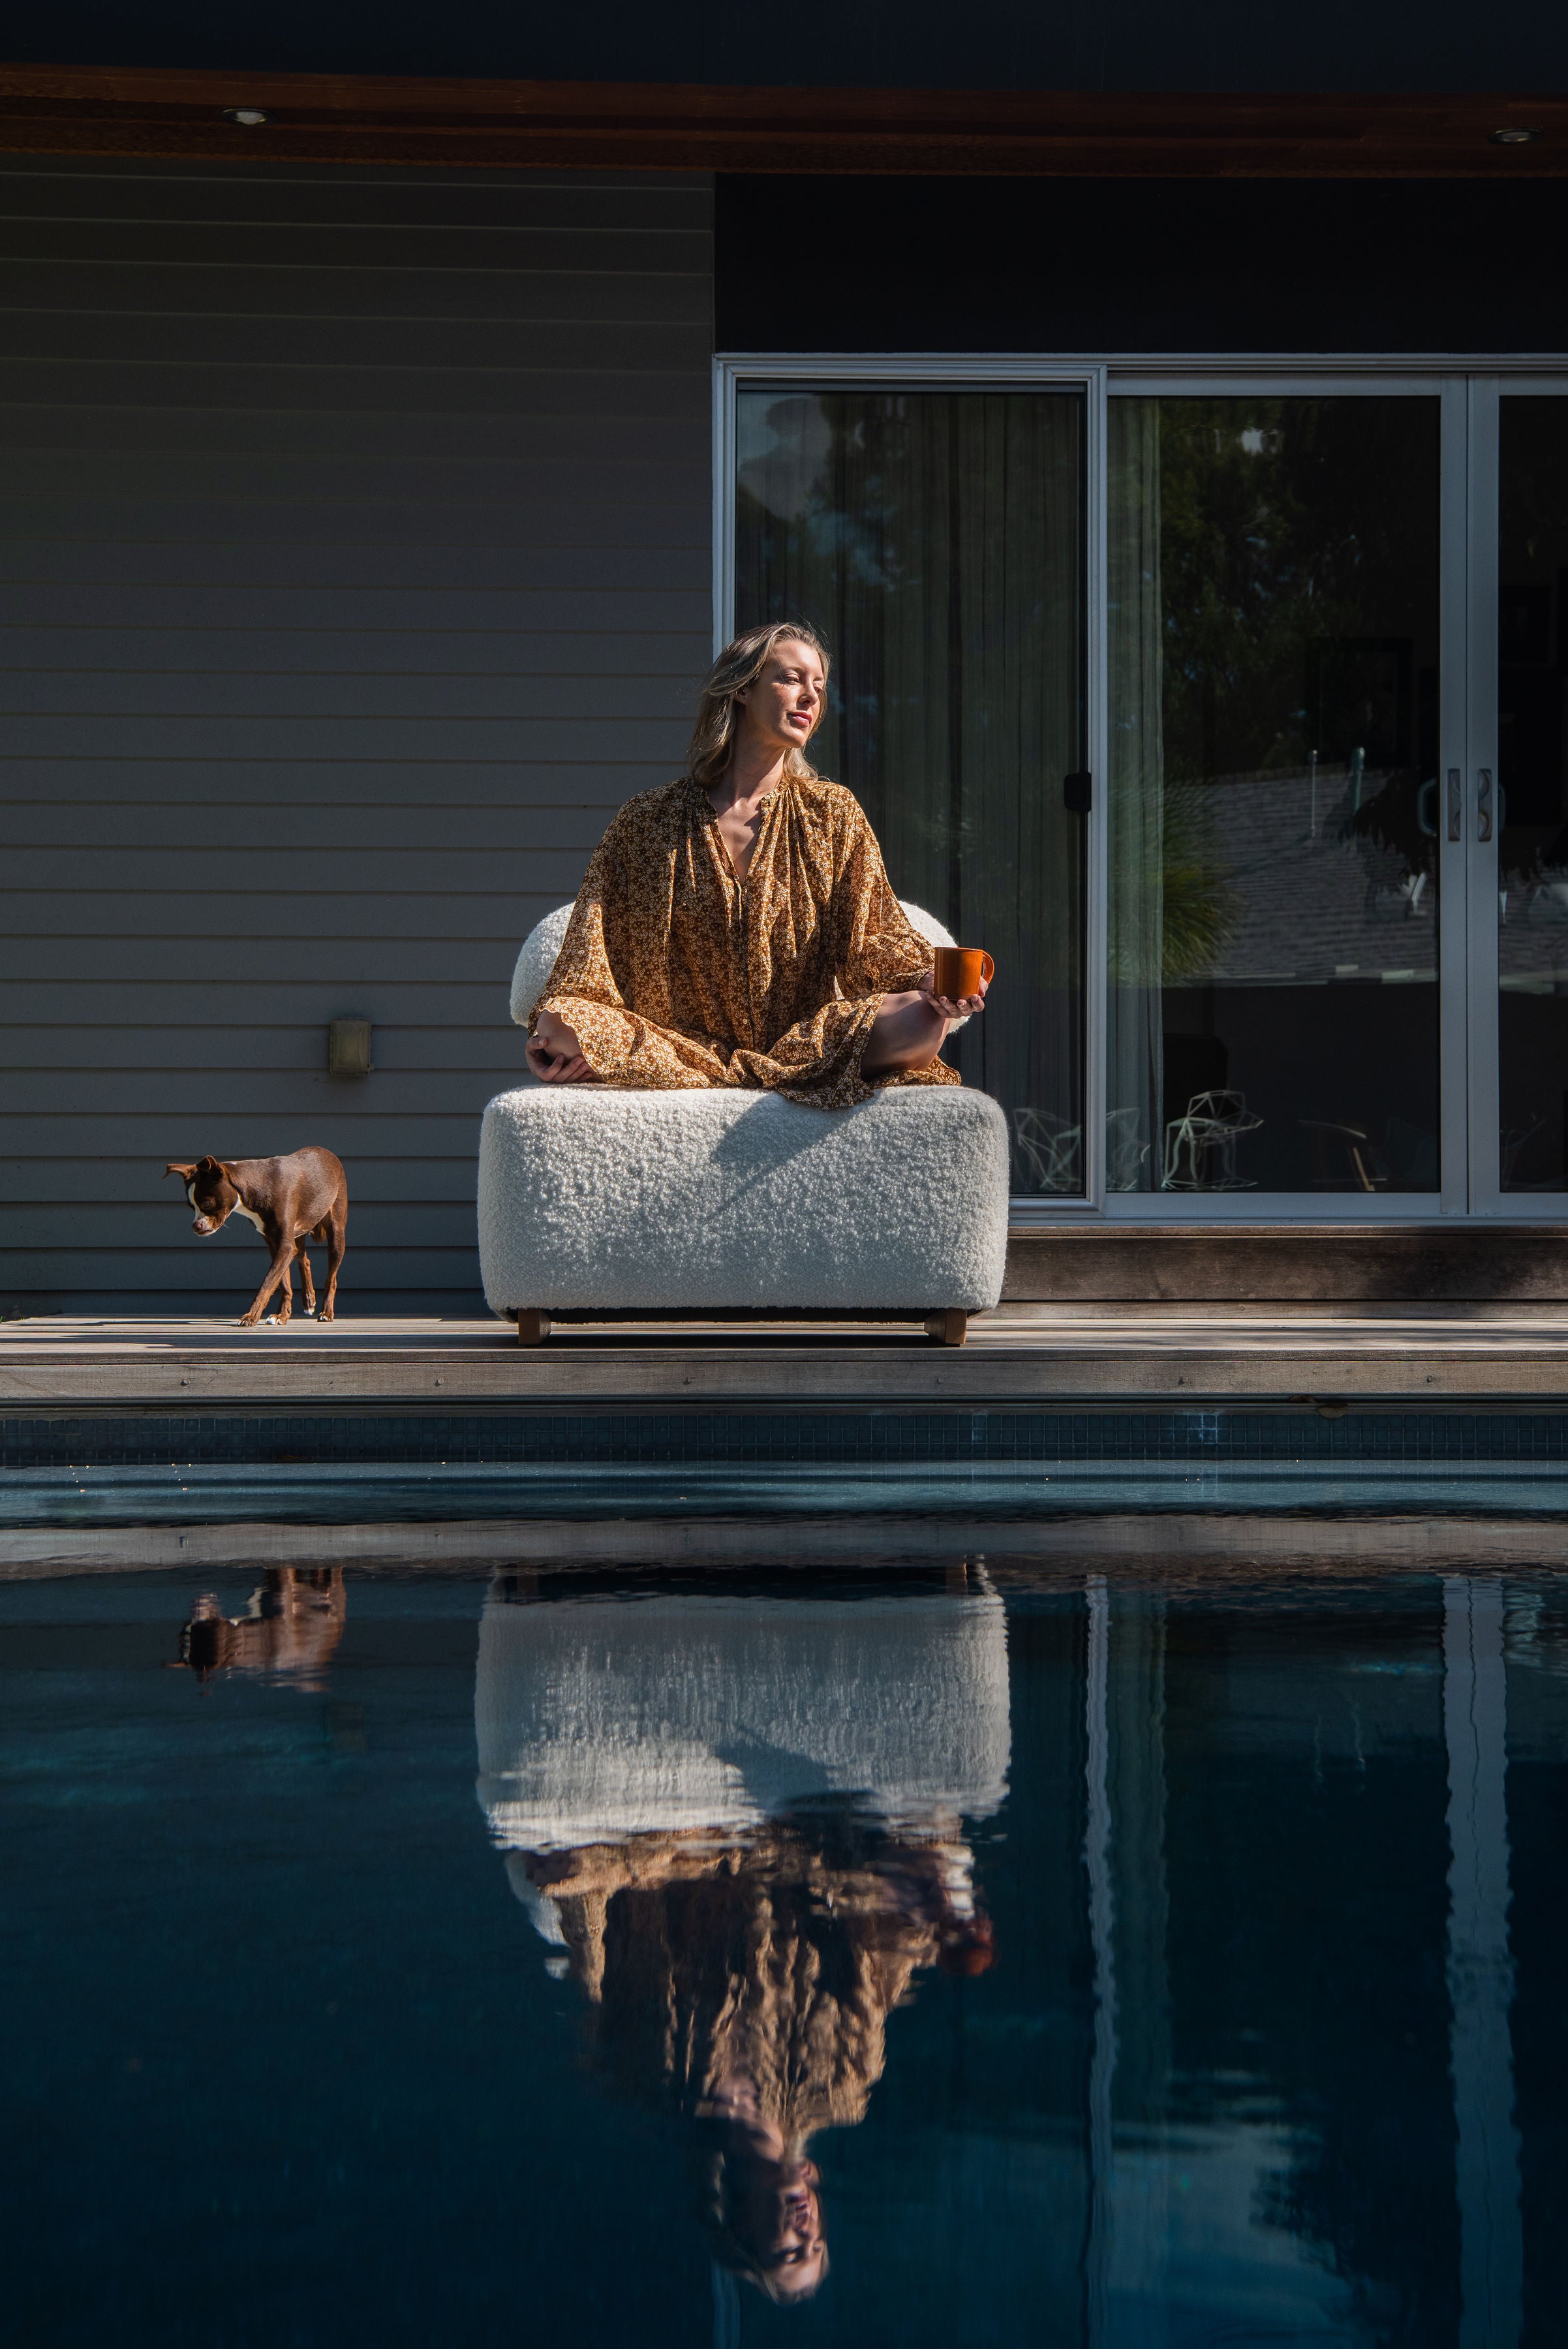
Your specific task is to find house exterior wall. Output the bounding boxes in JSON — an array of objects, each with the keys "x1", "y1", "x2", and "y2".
[{"x1": 0, "y1": 157, "x2": 713, "y2": 1310}]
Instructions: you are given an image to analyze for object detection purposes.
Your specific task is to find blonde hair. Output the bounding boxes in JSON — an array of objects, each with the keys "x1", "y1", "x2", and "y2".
[{"x1": 686, "y1": 621, "x2": 831, "y2": 788}]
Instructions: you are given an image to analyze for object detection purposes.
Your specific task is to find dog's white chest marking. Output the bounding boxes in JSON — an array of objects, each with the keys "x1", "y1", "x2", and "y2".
[{"x1": 185, "y1": 1177, "x2": 266, "y2": 1235}]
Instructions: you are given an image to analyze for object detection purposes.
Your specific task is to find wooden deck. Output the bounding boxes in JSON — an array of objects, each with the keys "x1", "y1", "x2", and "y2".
[{"x1": 8, "y1": 1303, "x2": 1568, "y2": 1409}]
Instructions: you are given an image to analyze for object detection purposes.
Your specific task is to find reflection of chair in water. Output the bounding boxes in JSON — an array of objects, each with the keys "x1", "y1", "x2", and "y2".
[
  {"x1": 474, "y1": 1578, "x2": 1011, "y2": 2304},
  {"x1": 475, "y1": 1580, "x2": 1011, "y2": 1862},
  {"x1": 1297, "y1": 1118, "x2": 1389, "y2": 1192},
  {"x1": 1161, "y1": 1090, "x2": 1262, "y2": 1191},
  {"x1": 1011, "y1": 1107, "x2": 1082, "y2": 1193},
  {"x1": 173, "y1": 1567, "x2": 346, "y2": 1689}
]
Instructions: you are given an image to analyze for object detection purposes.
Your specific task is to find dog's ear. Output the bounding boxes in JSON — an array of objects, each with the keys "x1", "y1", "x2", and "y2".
[
  {"x1": 198, "y1": 1154, "x2": 226, "y2": 1178},
  {"x1": 164, "y1": 1161, "x2": 198, "y2": 1180}
]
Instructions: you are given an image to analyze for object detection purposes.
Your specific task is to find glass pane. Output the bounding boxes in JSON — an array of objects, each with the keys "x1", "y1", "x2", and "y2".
[
  {"x1": 1498, "y1": 399, "x2": 1568, "y2": 1190},
  {"x1": 735, "y1": 388, "x2": 1086, "y2": 1194},
  {"x1": 1108, "y1": 397, "x2": 1442, "y2": 1195}
]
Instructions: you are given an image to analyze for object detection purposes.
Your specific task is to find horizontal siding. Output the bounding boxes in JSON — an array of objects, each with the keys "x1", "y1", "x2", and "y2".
[
  {"x1": 0, "y1": 939, "x2": 553, "y2": 982},
  {"x1": 0, "y1": 169, "x2": 714, "y2": 230},
  {"x1": 5, "y1": 805, "x2": 616, "y2": 849},
  {"x1": 0, "y1": 760, "x2": 687, "y2": 803},
  {"x1": 0, "y1": 895, "x2": 572, "y2": 940},
  {"x1": 0, "y1": 1250, "x2": 487, "y2": 1291},
  {"x1": 0, "y1": 1156, "x2": 479, "y2": 1201},
  {"x1": 0, "y1": 627, "x2": 706, "y2": 670},
  {"x1": 0, "y1": 365, "x2": 707, "y2": 423},
  {"x1": 7, "y1": 1116, "x2": 492, "y2": 1156},
  {"x1": 0, "y1": 159, "x2": 714, "y2": 1306},
  {"x1": 0, "y1": 539, "x2": 706, "y2": 586},
  {"x1": 0, "y1": 673, "x2": 701, "y2": 717},
  {"x1": 0, "y1": 589, "x2": 712, "y2": 627},
  {"x1": 5, "y1": 1027, "x2": 532, "y2": 1071}
]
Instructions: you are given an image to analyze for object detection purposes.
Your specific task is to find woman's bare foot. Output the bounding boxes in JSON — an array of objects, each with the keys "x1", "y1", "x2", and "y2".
[
  {"x1": 527, "y1": 1009, "x2": 602, "y2": 1084},
  {"x1": 863, "y1": 973, "x2": 987, "y2": 1075}
]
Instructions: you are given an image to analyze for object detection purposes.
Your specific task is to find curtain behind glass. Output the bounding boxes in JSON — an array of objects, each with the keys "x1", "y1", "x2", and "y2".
[
  {"x1": 735, "y1": 390, "x2": 1084, "y2": 1192},
  {"x1": 1107, "y1": 401, "x2": 1165, "y2": 1191}
]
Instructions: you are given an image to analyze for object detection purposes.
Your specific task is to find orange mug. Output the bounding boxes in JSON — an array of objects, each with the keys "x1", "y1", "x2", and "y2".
[{"x1": 932, "y1": 946, "x2": 994, "y2": 1001}]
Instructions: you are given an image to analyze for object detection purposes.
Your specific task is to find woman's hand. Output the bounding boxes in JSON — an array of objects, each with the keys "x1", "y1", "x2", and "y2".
[
  {"x1": 527, "y1": 1010, "x2": 599, "y2": 1084},
  {"x1": 917, "y1": 969, "x2": 989, "y2": 1023}
]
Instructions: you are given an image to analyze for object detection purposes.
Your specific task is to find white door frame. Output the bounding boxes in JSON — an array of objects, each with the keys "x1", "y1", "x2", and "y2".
[{"x1": 714, "y1": 354, "x2": 1568, "y2": 1221}]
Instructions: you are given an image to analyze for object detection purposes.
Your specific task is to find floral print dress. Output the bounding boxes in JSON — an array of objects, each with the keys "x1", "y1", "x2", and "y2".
[{"x1": 530, "y1": 773, "x2": 961, "y2": 1109}]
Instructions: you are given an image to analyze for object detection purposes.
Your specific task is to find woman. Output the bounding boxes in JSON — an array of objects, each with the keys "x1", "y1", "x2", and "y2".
[
  {"x1": 522, "y1": 1819, "x2": 994, "y2": 2305},
  {"x1": 526, "y1": 621, "x2": 987, "y2": 1109}
]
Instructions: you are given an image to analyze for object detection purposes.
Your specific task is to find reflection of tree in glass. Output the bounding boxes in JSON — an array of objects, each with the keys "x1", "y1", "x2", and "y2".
[
  {"x1": 1158, "y1": 402, "x2": 1435, "y2": 784},
  {"x1": 1157, "y1": 399, "x2": 1441, "y2": 910},
  {"x1": 519, "y1": 1815, "x2": 991, "y2": 2305},
  {"x1": 1109, "y1": 780, "x2": 1240, "y2": 984}
]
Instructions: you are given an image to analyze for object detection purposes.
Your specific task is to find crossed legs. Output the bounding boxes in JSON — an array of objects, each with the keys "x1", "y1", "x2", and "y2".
[{"x1": 530, "y1": 992, "x2": 953, "y2": 1087}]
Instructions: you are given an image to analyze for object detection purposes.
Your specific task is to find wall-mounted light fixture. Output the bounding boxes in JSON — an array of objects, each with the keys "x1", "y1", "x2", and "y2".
[
  {"x1": 1490, "y1": 127, "x2": 1541, "y2": 146},
  {"x1": 223, "y1": 108, "x2": 270, "y2": 127},
  {"x1": 328, "y1": 1018, "x2": 373, "y2": 1077}
]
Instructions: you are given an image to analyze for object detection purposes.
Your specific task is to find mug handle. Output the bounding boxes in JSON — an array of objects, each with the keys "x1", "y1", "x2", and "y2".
[{"x1": 979, "y1": 952, "x2": 994, "y2": 985}]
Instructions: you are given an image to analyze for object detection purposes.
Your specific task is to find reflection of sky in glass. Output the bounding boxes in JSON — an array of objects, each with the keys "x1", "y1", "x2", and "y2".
[{"x1": 3, "y1": 1557, "x2": 1558, "y2": 2342}]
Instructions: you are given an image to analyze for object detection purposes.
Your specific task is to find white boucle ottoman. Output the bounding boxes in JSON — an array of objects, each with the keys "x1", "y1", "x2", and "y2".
[{"x1": 477, "y1": 902, "x2": 1009, "y2": 1342}]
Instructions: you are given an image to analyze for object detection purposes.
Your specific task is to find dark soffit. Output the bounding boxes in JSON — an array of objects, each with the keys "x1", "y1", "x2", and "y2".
[{"x1": 3, "y1": 67, "x2": 1568, "y2": 176}]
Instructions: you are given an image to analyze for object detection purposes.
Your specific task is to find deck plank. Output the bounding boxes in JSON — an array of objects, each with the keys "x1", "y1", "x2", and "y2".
[{"x1": 6, "y1": 1310, "x2": 1568, "y2": 1406}]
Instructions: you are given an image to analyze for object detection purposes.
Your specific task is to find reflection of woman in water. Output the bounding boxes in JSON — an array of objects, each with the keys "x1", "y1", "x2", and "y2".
[
  {"x1": 522, "y1": 1817, "x2": 993, "y2": 2304},
  {"x1": 476, "y1": 1571, "x2": 1010, "y2": 2303}
]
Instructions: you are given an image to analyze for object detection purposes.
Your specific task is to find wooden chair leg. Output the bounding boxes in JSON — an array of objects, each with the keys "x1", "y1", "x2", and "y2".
[
  {"x1": 515, "y1": 1310, "x2": 550, "y2": 1346},
  {"x1": 925, "y1": 1310, "x2": 968, "y2": 1347}
]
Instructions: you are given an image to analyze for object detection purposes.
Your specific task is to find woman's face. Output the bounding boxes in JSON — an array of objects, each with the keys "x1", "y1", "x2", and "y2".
[
  {"x1": 733, "y1": 639, "x2": 825, "y2": 758},
  {"x1": 741, "y1": 2155, "x2": 825, "y2": 2302}
]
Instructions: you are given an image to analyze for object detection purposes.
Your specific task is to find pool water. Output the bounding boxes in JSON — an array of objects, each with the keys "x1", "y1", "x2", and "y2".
[{"x1": 3, "y1": 1552, "x2": 1564, "y2": 2346}]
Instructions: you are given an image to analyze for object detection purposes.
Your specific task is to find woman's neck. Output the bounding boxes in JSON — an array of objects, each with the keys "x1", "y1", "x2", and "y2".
[{"x1": 709, "y1": 737, "x2": 788, "y2": 814}]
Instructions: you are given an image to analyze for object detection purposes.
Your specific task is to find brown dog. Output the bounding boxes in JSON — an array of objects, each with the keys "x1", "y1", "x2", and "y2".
[
  {"x1": 173, "y1": 1568, "x2": 348, "y2": 1688},
  {"x1": 164, "y1": 1148, "x2": 347, "y2": 1326}
]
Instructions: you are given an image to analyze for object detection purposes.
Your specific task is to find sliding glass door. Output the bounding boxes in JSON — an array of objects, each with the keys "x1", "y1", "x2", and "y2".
[
  {"x1": 1106, "y1": 388, "x2": 1452, "y2": 1202},
  {"x1": 722, "y1": 364, "x2": 1568, "y2": 1214},
  {"x1": 731, "y1": 380, "x2": 1089, "y2": 1194},
  {"x1": 1484, "y1": 385, "x2": 1568, "y2": 1203}
]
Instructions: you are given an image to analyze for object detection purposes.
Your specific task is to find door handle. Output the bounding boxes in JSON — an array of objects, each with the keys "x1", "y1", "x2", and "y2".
[
  {"x1": 1447, "y1": 769, "x2": 1462, "y2": 842},
  {"x1": 1477, "y1": 769, "x2": 1494, "y2": 844}
]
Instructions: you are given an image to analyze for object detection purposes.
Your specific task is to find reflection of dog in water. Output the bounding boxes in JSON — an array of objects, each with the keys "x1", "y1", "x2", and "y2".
[
  {"x1": 518, "y1": 1817, "x2": 993, "y2": 2305},
  {"x1": 174, "y1": 1567, "x2": 346, "y2": 1689}
]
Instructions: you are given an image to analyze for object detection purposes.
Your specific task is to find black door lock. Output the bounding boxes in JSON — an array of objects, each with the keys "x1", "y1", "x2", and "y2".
[{"x1": 1064, "y1": 772, "x2": 1092, "y2": 813}]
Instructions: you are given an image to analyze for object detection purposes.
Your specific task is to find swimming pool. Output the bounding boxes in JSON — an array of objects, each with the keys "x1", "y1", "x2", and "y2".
[{"x1": 3, "y1": 1539, "x2": 1561, "y2": 2344}]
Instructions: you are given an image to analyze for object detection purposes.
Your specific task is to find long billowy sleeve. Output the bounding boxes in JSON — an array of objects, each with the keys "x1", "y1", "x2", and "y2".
[
  {"x1": 530, "y1": 814, "x2": 724, "y2": 1089},
  {"x1": 831, "y1": 799, "x2": 937, "y2": 998},
  {"x1": 745, "y1": 790, "x2": 959, "y2": 1103}
]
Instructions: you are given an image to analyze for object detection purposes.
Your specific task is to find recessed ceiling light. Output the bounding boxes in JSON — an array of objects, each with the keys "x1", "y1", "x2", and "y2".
[
  {"x1": 223, "y1": 108, "x2": 270, "y2": 127},
  {"x1": 1490, "y1": 127, "x2": 1541, "y2": 146}
]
